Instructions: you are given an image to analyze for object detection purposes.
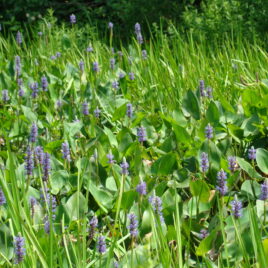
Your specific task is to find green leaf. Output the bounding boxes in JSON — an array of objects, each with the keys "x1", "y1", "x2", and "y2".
[
  {"x1": 196, "y1": 229, "x2": 218, "y2": 256},
  {"x1": 64, "y1": 192, "x2": 87, "y2": 220},
  {"x1": 120, "y1": 190, "x2": 138, "y2": 210},
  {"x1": 172, "y1": 123, "x2": 191, "y2": 144},
  {"x1": 64, "y1": 121, "x2": 83, "y2": 138},
  {"x1": 51, "y1": 170, "x2": 69, "y2": 195},
  {"x1": 256, "y1": 148, "x2": 268, "y2": 174},
  {"x1": 206, "y1": 101, "x2": 220, "y2": 123},
  {"x1": 21, "y1": 106, "x2": 37, "y2": 123},
  {"x1": 103, "y1": 127, "x2": 118, "y2": 148},
  {"x1": 190, "y1": 179, "x2": 210, "y2": 202},
  {"x1": 112, "y1": 104, "x2": 127, "y2": 121},
  {"x1": 236, "y1": 157, "x2": 263, "y2": 179},
  {"x1": 151, "y1": 153, "x2": 176, "y2": 175},
  {"x1": 182, "y1": 90, "x2": 201, "y2": 120}
]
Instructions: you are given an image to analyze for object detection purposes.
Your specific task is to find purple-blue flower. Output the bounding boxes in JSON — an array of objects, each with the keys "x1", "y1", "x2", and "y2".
[
  {"x1": 42, "y1": 152, "x2": 51, "y2": 182},
  {"x1": 136, "y1": 181, "x2": 147, "y2": 195},
  {"x1": 129, "y1": 72, "x2": 135, "y2": 80},
  {"x1": 120, "y1": 158, "x2": 129, "y2": 175},
  {"x1": 34, "y1": 146, "x2": 44, "y2": 164},
  {"x1": 79, "y1": 60, "x2": 84, "y2": 72},
  {"x1": 119, "y1": 72, "x2": 125, "y2": 79},
  {"x1": 126, "y1": 103, "x2": 133, "y2": 118},
  {"x1": 199, "y1": 80, "x2": 206, "y2": 97},
  {"x1": 231, "y1": 197, "x2": 242, "y2": 218},
  {"x1": 127, "y1": 213, "x2": 138, "y2": 237},
  {"x1": 137, "y1": 126, "x2": 146, "y2": 142},
  {"x1": 61, "y1": 142, "x2": 71, "y2": 162},
  {"x1": 93, "y1": 62, "x2": 99, "y2": 72},
  {"x1": 94, "y1": 107, "x2": 101, "y2": 118},
  {"x1": 88, "y1": 216, "x2": 98, "y2": 239},
  {"x1": 29, "y1": 197, "x2": 37, "y2": 218},
  {"x1": 107, "y1": 153, "x2": 115, "y2": 164},
  {"x1": 25, "y1": 146, "x2": 34, "y2": 176},
  {"x1": 2, "y1": 90, "x2": 9, "y2": 102},
  {"x1": 216, "y1": 169, "x2": 228, "y2": 196},
  {"x1": 206, "y1": 87, "x2": 213, "y2": 98},
  {"x1": 86, "y1": 47, "x2": 93, "y2": 52},
  {"x1": 149, "y1": 195, "x2": 164, "y2": 223},
  {"x1": 205, "y1": 124, "x2": 213, "y2": 139},
  {"x1": 108, "y1": 22, "x2": 114, "y2": 29},
  {"x1": 199, "y1": 229, "x2": 209, "y2": 239},
  {"x1": 260, "y1": 181, "x2": 268, "y2": 200},
  {"x1": 70, "y1": 14, "x2": 76, "y2": 24},
  {"x1": 29, "y1": 123, "x2": 38, "y2": 143},
  {"x1": 14, "y1": 235, "x2": 26, "y2": 264},
  {"x1": 228, "y1": 156, "x2": 239, "y2": 172},
  {"x1": 142, "y1": 50, "x2": 147, "y2": 59},
  {"x1": 110, "y1": 58, "x2": 115, "y2": 70},
  {"x1": 30, "y1": 82, "x2": 39, "y2": 98},
  {"x1": 16, "y1": 31, "x2": 22, "y2": 45},
  {"x1": 82, "y1": 101, "x2": 89, "y2": 115},
  {"x1": 41, "y1": 75, "x2": 48, "y2": 91},
  {"x1": 0, "y1": 187, "x2": 6, "y2": 206},
  {"x1": 15, "y1": 55, "x2": 21, "y2": 77},
  {"x1": 248, "y1": 146, "x2": 256, "y2": 160},
  {"x1": 97, "y1": 235, "x2": 106, "y2": 254},
  {"x1": 200, "y1": 152, "x2": 209, "y2": 172},
  {"x1": 112, "y1": 81, "x2": 119, "y2": 90}
]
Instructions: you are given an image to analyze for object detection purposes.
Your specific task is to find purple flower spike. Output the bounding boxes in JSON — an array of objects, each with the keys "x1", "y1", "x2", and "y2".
[
  {"x1": 97, "y1": 235, "x2": 106, "y2": 254},
  {"x1": 41, "y1": 75, "x2": 48, "y2": 91},
  {"x1": 44, "y1": 215, "x2": 50, "y2": 234},
  {"x1": 248, "y1": 146, "x2": 256, "y2": 160},
  {"x1": 88, "y1": 216, "x2": 98, "y2": 240},
  {"x1": 199, "y1": 229, "x2": 209, "y2": 239},
  {"x1": 137, "y1": 126, "x2": 146, "y2": 142},
  {"x1": 82, "y1": 102, "x2": 89, "y2": 116},
  {"x1": 16, "y1": 31, "x2": 22, "y2": 45},
  {"x1": 2, "y1": 90, "x2": 9, "y2": 102},
  {"x1": 206, "y1": 87, "x2": 213, "y2": 98},
  {"x1": 29, "y1": 197, "x2": 37, "y2": 217},
  {"x1": 135, "y1": 23, "x2": 141, "y2": 34},
  {"x1": 86, "y1": 47, "x2": 93, "y2": 52},
  {"x1": 199, "y1": 80, "x2": 206, "y2": 97},
  {"x1": 228, "y1": 156, "x2": 239, "y2": 172},
  {"x1": 231, "y1": 196, "x2": 242, "y2": 219},
  {"x1": 149, "y1": 195, "x2": 164, "y2": 223},
  {"x1": 29, "y1": 123, "x2": 38, "y2": 143},
  {"x1": 136, "y1": 181, "x2": 147, "y2": 195},
  {"x1": 70, "y1": 14, "x2": 76, "y2": 24},
  {"x1": 0, "y1": 188, "x2": 6, "y2": 206},
  {"x1": 120, "y1": 158, "x2": 129, "y2": 175},
  {"x1": 94, "y1": 107, "x2": 101, "y2": 118},
  {"x1": 110, "y1": 58, "x2": 115, "y2": 70},
  {"x1": 14, "y1": 235, "x2": 26, "y2": 264},
  {"x1": 30, "y1": 82, "x2": 39, "y2": 98},
  {"x1": 126, "y1": 103, "x2": 133, "y2": 118},
  {"x1": 200, "y1": 152, "x2": 209, "y2": 172},
  {"x1": 119, "y1": 72, "x2": 125, "y2": 79},
  {"x1": 112, "y1": 81, "x2": 119, "y2": 89},
  {"x1": 42, "y1": 153, "x2": 51, "y2": 182},
  {"x1": 108, "y1": 22, "x2": 114, "y2": 29},
  {"x1": 56, "y1": 52, "x2": 61, "y2": 58},
  {"x1": 35, "y1": 146, "x2": 44, "y2": 164},
  {"x1": 61, "y1": 142, "x2": 71, "y2": 162},
  {"x1": 15, "y1": 56, "x2": 21, "y2": 77},
  {"x1": 25, "y1": 146, "x2": 34, "y2": 176},
  {"x1": 142, "y1": 50, "x2": 147, "y2": 59},
  {"x1": 216, "y1": 169, "x2": 228, "y2": 196},
  {"x1": 205, "y1": 124, "x2": 213, "y2": 139},
  {"x1": 79, "y1": 60, "x2": 85, "y2": 72},
  {"x1": 260, "y1": 181, "x2": 268, "y2": 200},
  {"x1": 107, "y1": 153, "x2": 115, "y2": 164},
  {"x1": 129, "y1": 72, "x2": 135, "y2": 80},
  {"x1": 127, "y1": 213, "x2": 138, "y2": 237},
  {"x1": 93, "y1": 62, "x2": 99, "y2": 72}
]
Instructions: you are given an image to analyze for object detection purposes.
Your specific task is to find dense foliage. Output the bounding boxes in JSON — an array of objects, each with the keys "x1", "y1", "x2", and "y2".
[
  {"x1": 1, "y1": 0, "x2": 268, "y2": 41},
  {"x1": 0, "y1": 16, "x2": 268, "y2": 267}
]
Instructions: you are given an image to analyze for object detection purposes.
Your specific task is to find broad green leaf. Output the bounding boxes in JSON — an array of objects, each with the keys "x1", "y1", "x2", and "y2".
[
  {"x1": 256, "y1": 148, "x2": 268, "y2": 174},
  {"x1": 236, "y1": 157, "x2": 263, "y2": 179},
  {"x1": 196, "y1": 229, "x2": 218, "y2": 256},
  {"x1": 182, "y1": 90, "x2": 201, "y2": 120},
  {"x1": 206, "y1": 101, "x2": 220, "y2": 123},
  {"x1": 151, "y1": 153, "x2": 176, "y2": 175},
  {"x1": 64, "y1": 192, "x2": 87, "y2": 220},
  {"x1": 172, "y1": 123, "x2": 191, "y2": 144},
  {"x1": 190, "y1": 179, "x2": 210, "y2": 202},
  {"x1": 103, "y1": 127, "x2": 118, "y2": 148}
]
